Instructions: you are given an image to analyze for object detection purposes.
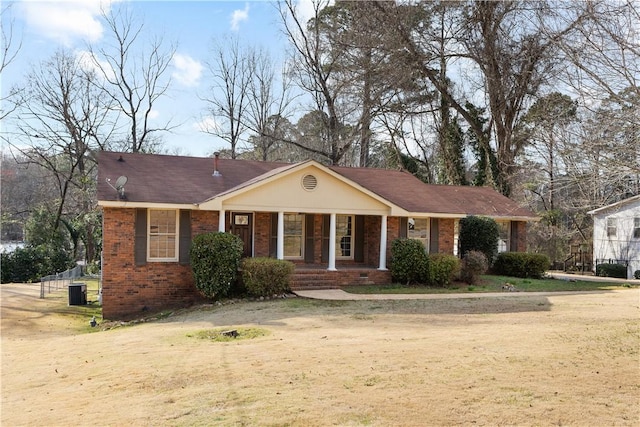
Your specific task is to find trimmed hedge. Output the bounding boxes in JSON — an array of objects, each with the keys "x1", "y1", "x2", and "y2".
[
  {"x1": 190, "y1": 232, "x2": 244, "y2": 299},
  {"x1": 596, "y1": 263, "x2": 627, "y2": 279},
  {"x1": 390, "y1": 239, "x2": 429, "y2": 285},
  {"x1": 241, "y1": 257, "x2": 294, "y2": 297},
  {"x1": 492, "y1": 252, "x2": 550, "y2": 279},
  {"x1": 428, "y1": 253, "x2": 460, "y2": 287}
]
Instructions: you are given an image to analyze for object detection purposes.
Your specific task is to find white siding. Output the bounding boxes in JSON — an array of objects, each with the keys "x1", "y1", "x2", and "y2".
[{"x1": 592, "y1": 198, "x2": 640, "y2": 279}]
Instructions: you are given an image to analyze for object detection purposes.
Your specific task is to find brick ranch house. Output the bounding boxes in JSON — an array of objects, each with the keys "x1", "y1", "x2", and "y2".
[{"x1": 97, "y1": 151, "x2": 536, "y2": 319}]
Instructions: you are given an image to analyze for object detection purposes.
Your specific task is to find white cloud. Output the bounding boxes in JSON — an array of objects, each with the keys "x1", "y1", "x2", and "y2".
[
  {"x1": 195, "y1": 115, "x2": 219, "y2": 134},
  {"x1": 75, "y1": 49, "x2": 116, "y2": 81},
  {"x1": 148, "y1": 109, "x2": 160, "y2": 120},
  {"x1": 19, "y1": 0, "x2": 117, "y2": 46},
  {"x1": 295, "y1": 0, "x2": 316, "y2": 25},
  {"x1": 230, "y1": 3, "x2": 249, "y2": 31},
  {"x1": 288, "y1": 0, "x2": 334, "y2": 34},
  {"x1": 172, "y1": 53, "x2": 203, "y2": 87}
]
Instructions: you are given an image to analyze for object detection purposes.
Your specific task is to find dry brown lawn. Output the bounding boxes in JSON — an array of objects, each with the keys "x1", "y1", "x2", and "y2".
[{"x1": 1, "y1": 283, "x2": 639, "y2": 426}]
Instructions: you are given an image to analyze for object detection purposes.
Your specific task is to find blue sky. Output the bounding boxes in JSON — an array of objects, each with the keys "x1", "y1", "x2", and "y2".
[{"x1": 2, "y1": 0, "x2": 314, "y2": 157}]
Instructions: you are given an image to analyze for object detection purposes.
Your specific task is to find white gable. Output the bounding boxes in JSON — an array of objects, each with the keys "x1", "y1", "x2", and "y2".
[{"x1": 199, "y1": 163, "x2": 392, "y2": 215}]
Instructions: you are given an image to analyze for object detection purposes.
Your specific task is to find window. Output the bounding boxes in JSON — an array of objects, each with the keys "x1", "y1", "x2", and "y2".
[
  {"x1": 497, "y1": 221, "x2": 510, "y2": 253},
  {"x1": 634, "y1": 218, "x2": 640, "y2": 239},
  {"x1": 148, "y1": 209, "x2": 178, "y2": 261},
  {"x1": 336, "y1": 215, "x2": 353, "y2": 258},
  {"x1": 607, "y1": 218, "x2": 617, "y2": 237},
  {"x1": 284, "y1": 214, "x2": 304, "y2": 258},
  {"x1": 453, "y1": 220, "x2": 460, "y2": 257},
  {"x1": 408, "y1": 217, "x2": 429, "y2": 251}
]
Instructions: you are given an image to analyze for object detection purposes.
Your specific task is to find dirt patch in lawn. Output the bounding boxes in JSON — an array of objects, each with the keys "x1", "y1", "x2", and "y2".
[{"x1": 2, "y1": 283, "x2": 639, "y2": 426}]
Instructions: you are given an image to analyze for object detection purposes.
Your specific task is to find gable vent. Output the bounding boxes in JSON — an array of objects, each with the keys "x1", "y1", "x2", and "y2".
[{"x1": 302, "y1": 174, "x2": 318, "y2": 191}]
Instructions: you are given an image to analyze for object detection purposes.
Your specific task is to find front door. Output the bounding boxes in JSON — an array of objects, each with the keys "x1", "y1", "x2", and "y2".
[{"x1": 231, "y1": 212, "x2": 253, "y2": 257}]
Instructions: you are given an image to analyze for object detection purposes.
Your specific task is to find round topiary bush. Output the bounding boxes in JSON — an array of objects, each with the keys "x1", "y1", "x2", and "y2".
[
  {"x1": 635, "y1": 270, "x2": 640, "y2": 280},
  {"x1": 428, "y1": 253, "x2": 460, "y2": 287},
  {"x1": 390, "y1": 238, "x2": 429, "y2": 285},
  {"x1": 190, "y1": 232, "x2": 244, "y2": 299},
  {"x1": 460, "y1": 250, "x2": 489, "y2": 285},
  {"x1": 459, "y1": 216, "x2": 499, "y2": 265}
]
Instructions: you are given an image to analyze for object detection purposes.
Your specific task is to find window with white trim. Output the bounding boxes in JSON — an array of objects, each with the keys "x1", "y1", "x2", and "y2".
[
  {"x1": 408, "y1": 217, "x2": 429, "y2": 251},
  {"x1": 284, "y1": 213, "x2": 304, "y2": 258},
  {"x1": 607, "y1": 218, "x2": 617, "y2": 237},
  {"x1": 497, "y1": 221, "x2": 510, "y2": 253},
  {"x1": 453, "y1": 219, "x2": 460, "y2": 257},
  {"x1": 336, "y1": 215, "x2": 353, "y2": 258},
  {"x1": 148, "y1": 209, "x2": 178, "y2": 261}
]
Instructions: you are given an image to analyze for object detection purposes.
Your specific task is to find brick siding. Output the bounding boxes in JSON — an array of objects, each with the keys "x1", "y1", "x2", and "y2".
[
  {"x1": 514, "y1": 221, "x2": 527, "y2": 252},
  {"x1": 102, "y1": 208, "x2": 529, "y2": 319},
  {"x1": 101, "y1": 208, "x2": 217, "y2": 319},
  {"x1": 437, "y1": 218, "x2": 456, "y2": 254}
]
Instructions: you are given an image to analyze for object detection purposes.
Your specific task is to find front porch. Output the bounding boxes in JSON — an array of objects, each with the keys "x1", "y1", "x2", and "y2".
[{"x1": 290, "y1": 264, "x2": 392, "y2": 290}]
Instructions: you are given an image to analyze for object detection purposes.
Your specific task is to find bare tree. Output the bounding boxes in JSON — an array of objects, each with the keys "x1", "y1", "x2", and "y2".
[
  {"x1": 522, "y1": 92, "x2": 578, "y2": 213},
  {"x1": 0, "y1": 3, "x2": 22, "y2": 121},
  {"x1": 278, "y1": 0, "x2": 362, "y2": 165},
  {"x1": 373, "y1": 1, "x2": 585, "y2": 195},
  {"x1": 88, "y1": 6, "x2": 176, "y2": 153},
  {"x1": 243, "y1": 46, "x2": 294, "y2": 161},
  {"x1": 9, "y1": 49, "x2": 115, "y2": 261},
  {"x1": 201, "y1": 35, "x2": 251, "y2": 159},
  {"x1": 560, "y1": 0, "x2": 639, "y2": 109}
]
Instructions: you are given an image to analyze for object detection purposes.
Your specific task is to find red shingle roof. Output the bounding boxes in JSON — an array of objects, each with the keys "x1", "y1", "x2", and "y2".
[{"x1": 97, "y1": 151, "x2": 535, "y2": 219}]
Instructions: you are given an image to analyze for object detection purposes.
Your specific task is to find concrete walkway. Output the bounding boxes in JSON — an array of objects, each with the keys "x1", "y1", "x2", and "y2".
[
  {"x1": 294, "y1": 271, "x2": 640, "y2": 301},
  {"x1": 546, "y1": 271, "x2": 640, "y2": 284}
]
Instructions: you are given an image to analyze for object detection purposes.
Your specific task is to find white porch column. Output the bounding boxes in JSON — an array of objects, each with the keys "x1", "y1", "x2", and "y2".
[
  {"x1": 218, "y1": 209, "x2": 226, "y2": 232},
  {"x1": 378, "y1": 214, "x2": 388, "y2": 270},
  {"x1": 328, "y1": 213, "x2": 337, "y2": 271},
  {"x1": 276, "y1": 211, "x2": 284, "y2": 260}
]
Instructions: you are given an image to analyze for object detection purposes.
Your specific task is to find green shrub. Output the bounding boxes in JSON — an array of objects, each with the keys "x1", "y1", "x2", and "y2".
[
  {"x1": 459, "y1": 216, "x2": 499, "y2": 265},
  {"x1": 460, "y1": 250, "x2": 489, "y2": 284},
  {"x1": 596, "y1": 263, "x2": 627, "y2": 279},
  {"x1": 390, "y1": 239, "x2": 430, "y2": 285},
  {"x1": 241, "y1": 257, "x2": 295, "y2": 297},
  {"x1": 0, "y1": 245, "x2": 73, "y2": 283},
  {"x1": 492, "y1": 252, "x2": 550, "y2": 279},
  {"x1": 635, "y1": 270, "x2": 640, "y2": 280},
  {"x1": 428, "y1": 253, "x2": 460, "y2": 287},
  {"x1": 190, "y1": 232, "x2": 244, "y2": 299}
]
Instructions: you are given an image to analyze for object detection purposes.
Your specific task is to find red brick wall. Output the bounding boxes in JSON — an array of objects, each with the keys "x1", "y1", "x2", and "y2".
[
  {"x1": 364, "y1": 216, "x2": 381, "y2": 266},
  {"x1": 387, "y1": 216, "x2": 400, "y2": 261},
  {"x1": 438, "y1": 219, "x2": 456, "y2": 254},
  {"x1": 254, "y1": 212, "x2": 271, "y2": 257},
  {"x1": 101, "y1": 208, "x2": 217, "y2": 320},
  {"x1": 514, "y1": 221, "x2": 527, "y2": 252}
]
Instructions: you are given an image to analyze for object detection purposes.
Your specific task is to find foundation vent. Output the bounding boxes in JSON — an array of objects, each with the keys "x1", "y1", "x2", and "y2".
[{"x1": 302, "y1": 174, "x2": 318, "y2": 191}]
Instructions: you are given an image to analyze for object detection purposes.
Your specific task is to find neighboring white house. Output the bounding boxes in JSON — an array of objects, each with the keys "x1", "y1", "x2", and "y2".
[{"x1": 588, "y1": 195, "x2": 640, "y2": 279}]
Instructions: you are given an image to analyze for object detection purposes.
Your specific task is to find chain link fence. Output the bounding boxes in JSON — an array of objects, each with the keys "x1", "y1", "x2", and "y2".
[{"x1": 39, "y1": 265, "x2": 83, "y2": 299}]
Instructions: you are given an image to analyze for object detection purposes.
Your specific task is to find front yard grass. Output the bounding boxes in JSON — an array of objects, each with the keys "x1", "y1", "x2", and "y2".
[{"x1": 342, "y1": 274, "x2": 637, "y2": 294}]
